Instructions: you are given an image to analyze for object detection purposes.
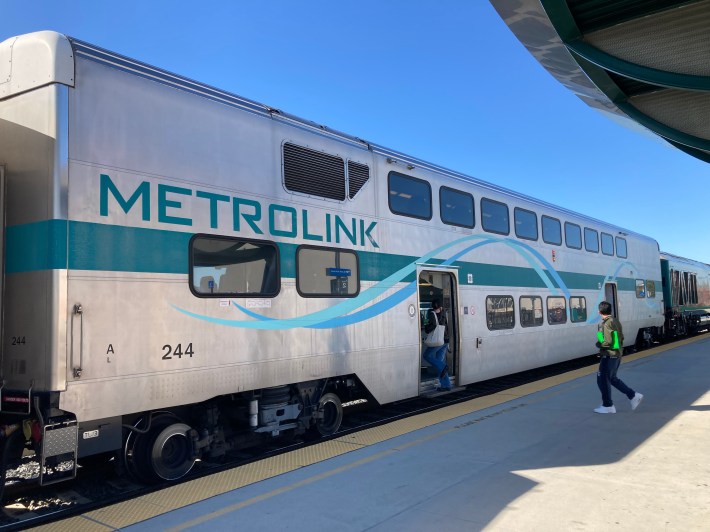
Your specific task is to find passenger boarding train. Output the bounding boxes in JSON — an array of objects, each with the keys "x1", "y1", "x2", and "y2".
[{"x1": 0, "y1": 31, "x2": 708, "y2": 491}]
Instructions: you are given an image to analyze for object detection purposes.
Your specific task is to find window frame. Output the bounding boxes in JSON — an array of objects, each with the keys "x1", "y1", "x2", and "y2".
[
  {"x1": 519, "y1": 295, "x2": 543, "y2": 328},
  {"x1": 541, "y1": 215, "x2": 562, "y2": 246},
  {"x1": 565, "y1": 222, "x2": 582, "y2": 250},
  {"x1": 584, "y1": 227, "x2": 599, "y2": 253},
  {"x1": 635, "y1": 279, "x2": 646, "y2": 298},
  {"x1": 616, "y1": 237, "x2": 628, "y2": 258},
  {"x1": 387, "y1": 171, "x2": 432, "y2": 221},
  {"x1": 646, "y1": 280, "x2": 656, "y2": 298},
  {"x1": 486, "y1": 295, "x2": 516, "y2": 331},
  {"x1": 569, "y1": 296, "x2": 587, "y2": 323},
  {"x1": 601, "y1": 232, "x2": 614, "y2": 256},
  {"x1": 440, "y1": 186, "x2": 475, "y2": 229},
  {"x1": 481, "y1": 197, "x2": 510, "y2": 236},
  {"x1": 189, "y1": 234, "x2": 281, "y2": 298},
  {"x1": 296, "y1": 244, "x2": 360, "y2": 298},
  {"x1": 547, "y1": 296, "x2": 568, "y2": 325},
  {"x1": 514, "y1": 207, "x2": 538, "y2": 241}
]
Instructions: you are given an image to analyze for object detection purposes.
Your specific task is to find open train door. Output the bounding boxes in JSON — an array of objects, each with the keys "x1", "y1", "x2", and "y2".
[
  {"x1": 605, "y1": 282, "x2": 618, "y2": 317},
  {"x1": 417, "y1": 267, "x2": 460, "y2": 393}
]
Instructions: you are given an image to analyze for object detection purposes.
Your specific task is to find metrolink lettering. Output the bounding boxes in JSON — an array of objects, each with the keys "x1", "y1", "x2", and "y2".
[{"x1": 99, "y1": 174, "x2": 379, "y2": 248}]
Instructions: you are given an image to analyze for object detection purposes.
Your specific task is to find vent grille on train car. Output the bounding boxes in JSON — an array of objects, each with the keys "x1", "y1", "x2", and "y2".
[
  {"x1": 283, "y1": 143, "x2": 346, "y2": 201},
  {"x1": 348, "y1": 161, "x2": 370, "y2": 199}
]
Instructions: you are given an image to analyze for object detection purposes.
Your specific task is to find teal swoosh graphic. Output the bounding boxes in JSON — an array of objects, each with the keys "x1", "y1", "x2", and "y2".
[{"x1": 172, "y1": 236, "x2": 594, "y2": 330}]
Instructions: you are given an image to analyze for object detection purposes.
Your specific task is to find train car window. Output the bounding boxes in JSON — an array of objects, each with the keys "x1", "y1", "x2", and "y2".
[
  {"x1": 547, "y1": 296, "x2": 567, "y2": 325},
  {"x1": 514, "y1": 207, "x2": 538, "y2": 241},
  {"x1": 296, "y1": 246, "x2": 359, "y2": 297},
  {"x1": 190, "y1": 235, "x2": 280, "y2": 297},
  {"x1": 486, "y1": 296, "x2": 515, "y2": 330},
  {"x1": 635, "y1": 279, "x2": 646, "y2": 298},
  {"x1": 601, "y1": 232, "x2": 614, "y2": 256},
  {"x1": 541, "y1": 215, "x2": 562, "y2": 245},
  {"x1": 519, "y1": 296, "x2": 543, "y2": 327},
  {"x1": 646, "y1": 280, "x2": 656, "y2": 298},
  {"x1": 565, "y1": 222, "x2": 582, "y2": 249},
  {"x1": 388, "y1": 171, "x2": 432, "y2": 220},
  {"x1": 440, "y1": 187, "x2": 474, "y2": 228},
  {"x1": 616, "y1": 237, "x2": 627, "y2": 258},
  {"x1": 570, "y1": 297, "x2": 587, "y2": 323},
  {"x1": 481, "y1": 198, "x2": 510, "y2": 235},
  {"x1": 584, "y1": 228, "x2": 599, "y2": 253}
]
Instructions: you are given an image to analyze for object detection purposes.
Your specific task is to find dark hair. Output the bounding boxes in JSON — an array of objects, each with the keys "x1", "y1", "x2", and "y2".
[
  {"x1": 431, "y1": 299, "x2": 441, "y2": 310},
  {"x1": 598, "y1": 301, "x2": 612, "y2": 316}
]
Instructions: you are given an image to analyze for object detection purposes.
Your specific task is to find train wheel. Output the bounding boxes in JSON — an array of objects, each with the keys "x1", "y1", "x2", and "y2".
[
  {"x1": 124, "y1": 414, "x2": 195, "y2": 483},
  {"x1": 314, "y1": 393, "x2": 343, "y2": 436}
]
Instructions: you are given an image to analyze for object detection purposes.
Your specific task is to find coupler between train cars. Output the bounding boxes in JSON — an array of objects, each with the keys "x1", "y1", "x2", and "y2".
[{"x1": 0, "y1": 389, "x2": 79, "y2": 493}]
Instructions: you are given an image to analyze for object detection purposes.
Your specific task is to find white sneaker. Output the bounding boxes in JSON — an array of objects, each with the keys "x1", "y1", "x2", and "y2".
[
  {"x1": 594, "y1": 405, "x2": 616, "y2": 414},
  {"x1": 630, "y1": 393, "x2": 644, "y2": 411}
]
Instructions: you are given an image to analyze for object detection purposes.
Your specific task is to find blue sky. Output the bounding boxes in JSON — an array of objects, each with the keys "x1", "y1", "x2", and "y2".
[{"x1": 3, "y1": 1, "x2": 709, "y2": 263}]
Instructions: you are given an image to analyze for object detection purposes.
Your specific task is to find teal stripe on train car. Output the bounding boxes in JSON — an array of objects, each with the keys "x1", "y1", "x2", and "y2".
[
  {"x1": 5, "y1": 220, "x2": 68, "y2": 273},
  {"x1": 69, "y1": 221, "x2": 191, "y2": 273},
  {"x1": 3, "y1": 220, "x2": 650, "y2": 291}
]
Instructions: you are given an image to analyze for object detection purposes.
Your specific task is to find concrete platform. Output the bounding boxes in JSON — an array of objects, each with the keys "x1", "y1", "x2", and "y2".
[{"x1": 46, "y1": 335, "x2": 710, "y2": 531}]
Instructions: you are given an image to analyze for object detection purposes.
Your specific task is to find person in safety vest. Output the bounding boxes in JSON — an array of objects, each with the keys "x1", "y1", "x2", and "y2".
[{"x1": 593, "y1": 301, "x2": 644, "y2": 414}]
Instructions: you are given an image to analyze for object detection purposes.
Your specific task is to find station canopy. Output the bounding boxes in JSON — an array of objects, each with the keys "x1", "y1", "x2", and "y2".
[{"x1": 490, "y1": 0, "x2": 710, "y2": 163}]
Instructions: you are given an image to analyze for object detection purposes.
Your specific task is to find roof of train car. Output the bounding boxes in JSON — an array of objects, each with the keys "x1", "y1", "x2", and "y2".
[
  {"x1": 660, "y1": 251, "x2": 710, "y2": 269},
  {"x1": 1, "y1": 30, "x2": 658, "y2": 245},
  {"x1": 489, "y1": 0, "x2": 710, "y2": 165}
]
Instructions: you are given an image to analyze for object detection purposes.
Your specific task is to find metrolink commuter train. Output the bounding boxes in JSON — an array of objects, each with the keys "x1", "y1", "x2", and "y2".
[{"x1": 0, "y1": 31, "x2": 704, "y2": 491}]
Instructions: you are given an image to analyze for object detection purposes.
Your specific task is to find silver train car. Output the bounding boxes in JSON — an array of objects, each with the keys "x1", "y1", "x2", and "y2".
[{"x1": 0, "y1": 31, "x2": 665, "y2": 489}]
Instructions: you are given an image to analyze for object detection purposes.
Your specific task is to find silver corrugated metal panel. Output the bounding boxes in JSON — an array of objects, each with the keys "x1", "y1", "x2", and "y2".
[
  {"x1": 585, "y1": 0, "x2": 710, "y2": 76},
  {"x1": 631, "y1": 89, "x2": 710, "y2": 140}
]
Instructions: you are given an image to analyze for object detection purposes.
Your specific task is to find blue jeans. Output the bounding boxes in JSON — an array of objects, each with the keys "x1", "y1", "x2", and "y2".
[
  {"x1": 423, "y1": 343, "x2": 451, "y2": 389},
  {"x1": 597, "y1": 356, "x2": 635, "y2": 407}
]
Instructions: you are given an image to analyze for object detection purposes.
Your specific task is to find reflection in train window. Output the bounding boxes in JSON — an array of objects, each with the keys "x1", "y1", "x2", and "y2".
[
  {"x1": 547, "y1": 296, "x2": 567, "y2": 325},
  {"x1": 486, "y1": 296, "x2": 515, "y2": 330},
  {"x1": 297, "y1": 246, "x2": 359, "y2": 297},
  {"x1": 440, "y1": 187, "x2": 474, "y2": 228},
  {"x1": 570, "y1": 296, "x2": 587, "y2": 323},
  {"x1": 519, "y1": 296, "x2": 543, "y2": 327},
  {"x1": 388, "y1": 171, "x2": 432, "y2": 220},
  {"x1": 190, "y1": 235, "x2": 280, "y2": 297},
  {"x1": 481, "y1": 198, "x2": 510, "y2": 235}
]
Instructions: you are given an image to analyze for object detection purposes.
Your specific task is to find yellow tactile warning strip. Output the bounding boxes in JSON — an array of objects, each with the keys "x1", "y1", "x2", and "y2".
[{"x1": 33, "y1": 335, "x2": 706, "y2": 531}]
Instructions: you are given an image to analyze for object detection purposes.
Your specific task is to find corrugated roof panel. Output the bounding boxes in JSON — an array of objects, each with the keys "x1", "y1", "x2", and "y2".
[{"x1": 568, "y1": 0, "x2": 696, "y2": 33}]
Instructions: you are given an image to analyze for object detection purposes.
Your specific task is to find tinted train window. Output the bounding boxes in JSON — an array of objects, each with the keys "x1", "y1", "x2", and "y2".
[
  {"x1": 519, "y1": 296, "x2": 543, "y2": 327},
  {"x1": 514, "y1": 208, "x2": 538, "y2": 241},
  {"x1": 388, "y1": 172, "x2": 432, "y2": 220},
  {"x1": 190, "y1": 235, "x2": 280, "y2": 297},
  {"x1": 584, "y1": 228, "x2": 599, "y2": 253},
  {"x1": 440, "y1": 187, "x2": 474, "y2": 228},
  {"x1": 565, "y1": 223, "x2": 582, "y2": 249},
  {"x1": 646, "y1": 280, "x2": 656, "y2": 298},
  {"x1": 481, "y1": 198, "x2": 510, "y2": 235},
  {"x1": 542, "y1": 216, "x2": 562, "y2": 246},
  {"x1": 486, "y1": 296, "x2": 515, "y2": 330},
  {"x1": 570, "y1": 296, "x2": 587, "y2": 323},
  {"x1": 547, "y1": 296, "x2": 567, "y2": 325},
  {"x1": 635, "y1": 279, "x2": 646, "y2": 298},
  {"x1": 601, "y1": 233, "x2": 614, "y2": 256},
  {"x1": 297, "y1": 246, "x2": 359, "y2": 297},
  {"x1": 616, "y1": 237, "x2": 627, "y2": 258}
]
